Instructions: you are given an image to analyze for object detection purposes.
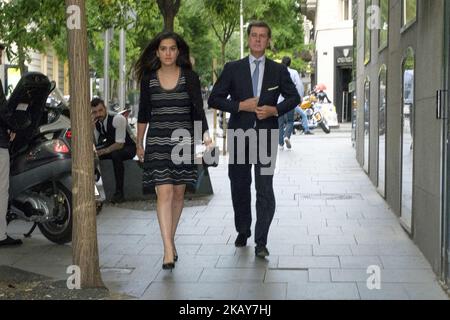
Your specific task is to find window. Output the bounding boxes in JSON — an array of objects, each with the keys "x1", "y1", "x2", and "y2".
[
  {"x1": 363, "y1": 78, "x2": 370, "y2": 173},
  {"x1": 400, "y1": 47, "x2": 415, "y2": 231},
  {"x1": 379, "y1": 0, "x2": 389, "y2": 49},
  {"x1": 364, "y1": 0, "x2": 371, "y2": 64},
  {"x1": 378, "y1": 65, "x2": 387, "y2": 197},
  {"x1": 402, "y1": 0, "x2": 416, "y2": 28}
]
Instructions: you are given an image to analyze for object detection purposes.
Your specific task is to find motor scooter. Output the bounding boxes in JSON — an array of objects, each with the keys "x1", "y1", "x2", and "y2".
[{"x1": 5, "y1": 72, "x2": 105, "y2": 244}]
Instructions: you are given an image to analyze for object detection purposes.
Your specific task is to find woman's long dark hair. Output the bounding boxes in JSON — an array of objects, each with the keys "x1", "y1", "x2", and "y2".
[{"x1": 135, "y1": 31, "x2": 192, "y2": 83}]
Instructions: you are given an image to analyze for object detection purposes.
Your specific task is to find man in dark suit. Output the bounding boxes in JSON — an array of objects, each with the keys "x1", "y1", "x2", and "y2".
[{"x1": 208, "y1": 21, "x2": 300, "y2": 258}]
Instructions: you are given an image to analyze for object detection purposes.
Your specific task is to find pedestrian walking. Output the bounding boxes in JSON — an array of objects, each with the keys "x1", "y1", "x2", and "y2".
[
  {"x1": 278, "y1": 56, "x2": 308, "y2": 150},
  {"x1": 135, "y1": 31, "x2": 212, "y2": 270},
  {"x1": 208, "y1": 21, "x2": 300, "y2": 258}
]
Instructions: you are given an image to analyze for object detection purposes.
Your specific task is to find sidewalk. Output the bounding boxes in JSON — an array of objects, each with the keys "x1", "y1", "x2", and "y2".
[{"x1": 1, "y1": 123, "x2": 449, "y2": 300}]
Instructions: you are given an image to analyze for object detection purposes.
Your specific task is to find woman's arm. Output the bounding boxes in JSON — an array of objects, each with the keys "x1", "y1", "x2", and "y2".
[
  {"x1": 136, "y1": 122, "x2": 147, "y2": 162},
  {"x1": 137, "y1": 76, "x2": 151, "y2": 162}
]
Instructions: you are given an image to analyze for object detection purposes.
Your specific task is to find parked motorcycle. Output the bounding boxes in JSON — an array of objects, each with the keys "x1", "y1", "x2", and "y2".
[
  {"x1": 5, "y1": 72, "x2": 105, "y2": 244},
  {"x1": 44, "y1": 86, "x2": 105, "y2": 215},
  {"x1": 294, "y1": 95, "x2": 331, "y2": 134}
]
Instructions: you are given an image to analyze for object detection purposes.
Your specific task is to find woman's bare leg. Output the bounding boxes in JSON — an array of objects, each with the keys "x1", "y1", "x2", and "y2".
[
  {"x1": 171, "y1": 184, "x2": 186, "y2": 257},
  {"x1": 155, "y1": 184, "x2": 175, "y2": 264}
]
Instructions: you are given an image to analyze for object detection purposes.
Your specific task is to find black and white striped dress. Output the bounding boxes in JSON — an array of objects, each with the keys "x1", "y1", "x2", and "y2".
[{"x1": 142, "y1": 71, "x2": 197, "y2": 193}]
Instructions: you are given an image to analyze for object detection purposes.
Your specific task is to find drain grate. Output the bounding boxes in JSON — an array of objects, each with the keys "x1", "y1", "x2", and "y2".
[
  {"x1": 100, "y1": 267, "x2": 134, "y2": 274},
  {"x1": 268, "y1": 267, "x2": 309, "y2": 271},
  {"x1": 296, "y1": 193, "x2": 363, "y2": 200}
]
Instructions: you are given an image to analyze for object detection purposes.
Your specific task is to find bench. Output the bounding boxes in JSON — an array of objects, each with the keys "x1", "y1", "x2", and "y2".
[{"x1": 99, "y1": 159, "x2": 214, "y2": 201}]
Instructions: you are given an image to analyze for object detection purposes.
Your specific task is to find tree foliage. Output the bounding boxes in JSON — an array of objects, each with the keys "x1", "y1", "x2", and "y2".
[
  {"x1": 0, "y1": 0, "x2": 310, "y2": 92},
  {"x1": 0, "y1": 0, "x2": 65, "y2": 74},
  {"x1": 204, "y1": 0, "x2": 240, "y2": 67},
  {"x1": 244, "y1": 0, "x2": 309, "y2": 72}
]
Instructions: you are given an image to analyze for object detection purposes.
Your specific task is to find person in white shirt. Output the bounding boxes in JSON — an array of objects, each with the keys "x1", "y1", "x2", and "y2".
[
  {"x1": 91, "y1": 98, "x2": 136, "y2": 203},
  {"x1": 0, "y1": 43, "x2": 22, "y2": 246},
  {"x1": 277, "y1": 56, "x2": 308, "y2": 150}
]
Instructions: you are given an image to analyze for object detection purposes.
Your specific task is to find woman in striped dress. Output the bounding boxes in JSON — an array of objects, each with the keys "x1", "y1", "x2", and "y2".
[{"x1": 135, "y1": 32, "x2": 211, "y2": 270}]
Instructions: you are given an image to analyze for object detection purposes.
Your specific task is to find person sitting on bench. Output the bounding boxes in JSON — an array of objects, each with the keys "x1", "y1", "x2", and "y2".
[{"x1": 91, "y1": 98, "x2": 136, "y2": 203}]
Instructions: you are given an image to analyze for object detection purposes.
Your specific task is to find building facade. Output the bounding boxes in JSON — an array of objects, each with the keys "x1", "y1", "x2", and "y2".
[
  {"x1": 304, "y1": 0, "x2": 354, "y2": 123},
  {"x1": 1, "y1": 47, "x2": 68, "y2": 97},
  {"x1": 355, "y1": 0, "x2": 450, "y2": 287}
]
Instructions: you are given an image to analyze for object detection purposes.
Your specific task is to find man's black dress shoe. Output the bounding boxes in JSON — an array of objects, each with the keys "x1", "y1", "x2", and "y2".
[
  {"x1": 0, "y1": 236, "x2": 23, "y2": 247},
  {"x1": 111, "y1": 192, "x2": 124, "y2": 204},
  {"x1": 235, "y1": 233, "x2": 250, "y2": 247},
  {"x1": 255, "y1": 245, "x2": 270, "y2": 258}
]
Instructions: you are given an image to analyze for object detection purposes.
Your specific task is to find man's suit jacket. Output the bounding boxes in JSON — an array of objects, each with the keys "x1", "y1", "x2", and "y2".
[{"x1": 208, "y1": 56, "x2": 300, "y2": 130}]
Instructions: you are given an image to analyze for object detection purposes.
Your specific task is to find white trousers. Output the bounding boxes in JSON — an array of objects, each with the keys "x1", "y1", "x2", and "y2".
[{"x1": 0, "y1": 147, "x2": 10, "y2": 241}]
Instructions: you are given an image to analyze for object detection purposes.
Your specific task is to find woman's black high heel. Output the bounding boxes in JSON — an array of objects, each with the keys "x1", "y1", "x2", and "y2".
[
  {"x1": 162, "y1": 262, "x2": 175, "y2": 271},
  {"x1": 162, "y1": 254, "x2": 175, "y2": 271}
]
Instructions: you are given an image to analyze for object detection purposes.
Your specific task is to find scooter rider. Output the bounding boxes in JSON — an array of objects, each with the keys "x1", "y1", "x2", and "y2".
[
  {"x1": 313, "y1": 85, "x2": 332, "y2": 104},
  {"x1": 0, "y1": 43, "x2": 23, "y2": 246}
]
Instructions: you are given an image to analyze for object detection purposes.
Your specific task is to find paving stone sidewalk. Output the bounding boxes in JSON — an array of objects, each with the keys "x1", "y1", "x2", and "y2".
[{"x1": 1, "y1": 124, "x2": 449, "y2": 300}]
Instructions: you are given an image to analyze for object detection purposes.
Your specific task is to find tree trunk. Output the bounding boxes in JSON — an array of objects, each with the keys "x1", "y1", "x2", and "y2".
[
  {"x1": 17, "y1": 45, "x2": 26, "y2": 76},
  {"x1": 220, "y1": 42, "x2": 226, "y2": 68},
  {"x1": 65, "y1": 0, "x2": 105, "y2": 289},
  {"x1": 156, "y1": 0, "x2": 181, "y2": 31},
  {"x1": 219, "y1": 41, "x2": 227, "y2": 155},
  {"x1": 164, "y1": 12, "x2": 175, "y2": 31}
]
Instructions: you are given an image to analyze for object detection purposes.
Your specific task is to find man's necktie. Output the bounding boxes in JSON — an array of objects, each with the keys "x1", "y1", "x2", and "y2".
[
  {"x1": 252, "y1": 60, "x2": 261, "y2": 97},
  {"x1": 96, "y1": 120, "x2": 107, "y2": 147}
]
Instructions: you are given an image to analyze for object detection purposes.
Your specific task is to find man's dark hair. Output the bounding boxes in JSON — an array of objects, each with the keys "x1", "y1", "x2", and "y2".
[
  {"x1": 281, "y1": 56, "x2": 291, "y2": 67},
  {"x1": 91, "y1": 97, "x2": 105, "y2": 108},
  {"x1": 0, "y1": 43, "x2": 5, "y2": 50},
  {"x1": 247, "y1": 21, "x2": 272, "y2": 39}
]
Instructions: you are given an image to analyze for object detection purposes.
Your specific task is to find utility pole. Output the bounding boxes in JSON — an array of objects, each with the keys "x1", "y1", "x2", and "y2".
[
  {"x1": 212, "y1": 58, "x2": 217, "y2": 144},
  {"x1": 103, "y1": 28, "x2": 111, "y2": 109},
  {"x1": 119, "y1": 27, "x2": 126, "y2": 110},
  {"x1": 240, "y1": 0, "x2": 244, "y2": 59}
]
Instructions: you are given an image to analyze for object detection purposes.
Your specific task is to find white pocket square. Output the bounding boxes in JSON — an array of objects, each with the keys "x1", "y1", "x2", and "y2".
[{"x1": 267, "y1": 86, "x2": 279, "y2": 91}]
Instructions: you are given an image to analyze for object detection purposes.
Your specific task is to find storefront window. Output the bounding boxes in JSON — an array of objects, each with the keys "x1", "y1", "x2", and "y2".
[
  {"x1": 401, "y1": 48, "x2": 415, "y2": 231},
  {"x1": 402, "y1": 0, "x2": 417, "y2": 29},
  {"x1": 378, "y1": 65, "x2": 387, "y2": 197},
  {"x1": 364, "y1": 79, "x2": 370, "y2": 173},
  {"x1": 379, "y1": 0, "x2": 389, "y2": 49}
]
